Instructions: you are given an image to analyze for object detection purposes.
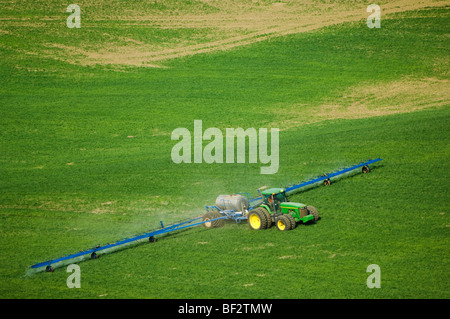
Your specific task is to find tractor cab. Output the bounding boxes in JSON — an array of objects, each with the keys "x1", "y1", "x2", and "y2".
[{"x1": 260, "y1": 188, "x2": 288, "y2": 213}]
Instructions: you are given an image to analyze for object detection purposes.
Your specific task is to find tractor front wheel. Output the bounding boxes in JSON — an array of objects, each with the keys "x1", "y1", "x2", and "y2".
[
  {"x1": 306, "y1": 205, "x2": 320, "y2": 221},
  {"x1": 286, "y1": 214, "x2": 296, "y2": 230},
  {"x1": 276, "y1": 215, "x2": 294, "y2": 231}
]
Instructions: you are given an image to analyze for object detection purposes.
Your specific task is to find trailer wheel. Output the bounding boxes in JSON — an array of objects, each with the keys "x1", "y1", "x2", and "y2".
[
  {"x1": 248, "y1": 209, "x2": 268, "y2": 230},
  {"x1": 276, "y1": 215, "x2": 293, "y2": 231},
  {"x1": 362, "y1": 165, "x2": 370, "y2": 173},
  {"x1": 323, "y1": 179, "x2": 331, "y2": 186},
  {"x1": 202, "y1": 211, "x2": 225, "y2": 228},
  {"x1": 306, "y1": 205, "x2": 320, "y2": 221},
  {"x1": 45, "y1": 265, "x2": 54, "y2": 273}
]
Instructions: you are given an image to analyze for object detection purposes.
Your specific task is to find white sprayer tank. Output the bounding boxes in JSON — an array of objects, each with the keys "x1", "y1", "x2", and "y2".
[{"x1": 215, "y1": 194, "x2": 249, "y2": 212}]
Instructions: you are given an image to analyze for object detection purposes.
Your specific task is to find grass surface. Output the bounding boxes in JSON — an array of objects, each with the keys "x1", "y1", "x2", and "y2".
[{"x1": 0, "y1": 1, "x2": 449, "y2": 298}]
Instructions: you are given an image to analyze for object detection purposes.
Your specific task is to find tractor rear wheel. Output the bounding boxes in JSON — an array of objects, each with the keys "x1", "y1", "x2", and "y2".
[
  {"x1": 248, "y1": 208, "x2": 269, "y2": 230},
  {"x1": 276, "y1": 215, "x2": 293, "y2": 231},
  {"x1": 258, "y1": 207, "x2": 272, "y2": 228},
  {"x1": 202, "y1": 211, "x2": 225, "y2": 228},
  {"x1": 306, "y1": 205, "x2": 319, "y2": 221}
]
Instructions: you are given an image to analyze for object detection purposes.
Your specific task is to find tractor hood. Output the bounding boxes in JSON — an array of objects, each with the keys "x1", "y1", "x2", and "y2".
[{"x1": 280, "y1": 202, "x2": 307, "y2": 209}]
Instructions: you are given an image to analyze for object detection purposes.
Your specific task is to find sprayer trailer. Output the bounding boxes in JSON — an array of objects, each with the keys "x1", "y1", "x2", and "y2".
[{"x1": 201, "y1": 193, "x2": 256, "y2": 228}]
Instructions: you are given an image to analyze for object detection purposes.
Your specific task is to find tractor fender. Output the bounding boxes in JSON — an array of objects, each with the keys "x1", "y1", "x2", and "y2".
[{"x1": 259, "y1": 204, "x2": 272, "y2": 214}]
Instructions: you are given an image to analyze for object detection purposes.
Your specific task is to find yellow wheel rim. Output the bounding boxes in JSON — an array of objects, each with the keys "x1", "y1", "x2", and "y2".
[
  {"x1": 249, "y1": 214, "x2": 261, "y2": 229},
  {"x1": 277, "y1": 219, "x2": 286, "y2": 230}
]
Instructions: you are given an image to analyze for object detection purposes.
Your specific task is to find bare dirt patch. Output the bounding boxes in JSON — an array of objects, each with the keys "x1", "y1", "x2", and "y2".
[
  {"x1": 319, "y1": 77, "x2": 450, "y2": 120},
  {"x1": 271, "y1": 77, "x2": 450, "y2": 130}
]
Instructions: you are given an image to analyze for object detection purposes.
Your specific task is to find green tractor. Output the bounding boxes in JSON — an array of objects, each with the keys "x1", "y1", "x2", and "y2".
[{"x1": 248, "y1": 188, "x2": 319, "y2": 231}]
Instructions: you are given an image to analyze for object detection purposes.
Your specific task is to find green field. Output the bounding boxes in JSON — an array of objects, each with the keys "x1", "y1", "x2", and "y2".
[{"x1": 0, "y1": 1, "x2": 449, "y2": 299}]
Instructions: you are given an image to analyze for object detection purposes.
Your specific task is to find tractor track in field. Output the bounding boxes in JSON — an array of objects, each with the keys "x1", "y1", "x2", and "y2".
[
  {"x1": 81, "y1": 0, "x2": 450, "y2": 67},
  {"x1": 1, "y1": 0, "x2": 448, "y2": 68},
  {"x1": 128, "y1": 0, "x2": 450, "y2": 66}
]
